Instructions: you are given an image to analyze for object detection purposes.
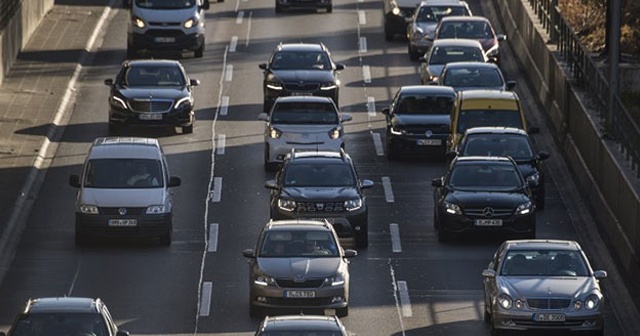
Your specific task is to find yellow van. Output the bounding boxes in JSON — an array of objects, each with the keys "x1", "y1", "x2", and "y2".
[{"x1": 448, "y1": 90, "x2": 537, "y2": 150}]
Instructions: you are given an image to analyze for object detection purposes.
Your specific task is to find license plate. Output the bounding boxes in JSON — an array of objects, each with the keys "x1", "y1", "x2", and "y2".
[
  {"x1": 417, "y1": 139, "x2": 442, "y2": 146},
  {"x1": 285, "y1": 290, "x2": 315, "y2": 298},
  {"x1": 139, "y1": 113, "x2": 162, "y2": 120},
  {"x1": 108, "y1": 219, "x2": 137, "y2": 227},
  {"x1": 475, "y1": 219, "x2": 503, "y2": 226},
  {"x1": 533, "y1": 313, "x2": 566, "y2": 322},
  {"x1": 154, "y1": 37, "x2": 175, "y2": 43},
  {"x1": 291, "y1": 92, "x2": 312, "y2": 96}
]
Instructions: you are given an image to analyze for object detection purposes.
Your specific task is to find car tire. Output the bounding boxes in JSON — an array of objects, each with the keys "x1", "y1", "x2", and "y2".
[
  {"x1": 483, "y1": 306, "x2": 491, "y2": 323},
  {"x1": 194, "y1": 44, "x2": 204, "y2": 58},
  {"x1": 326, "y1": 4, "x2": 332, "y2": 13},
  {"x1": 126, "y1": 45, "x2": 137, "y2": 59},
  {"x1": 249, "y1": 304, "x2": 263, "y2": 318},
  {"x1": 386, "y1": 136, "x2": 399, "y2": 161},
  {"x1": 264, "y1": 147, "x2": 277, "y2": 171},
  {"x1": 336, "y1": 306, "x2": 348, "y2": 317},
  {"x1": 182, "y1": 123, "x2": 194, "y2": 134}
]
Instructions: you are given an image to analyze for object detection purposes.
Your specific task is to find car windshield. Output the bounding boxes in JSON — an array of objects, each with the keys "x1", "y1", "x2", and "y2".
[
  {"x1": 416, "y1": 5, "x2": 470, "y2": 22},
  {"x1": 84, "y1": 159, "x2": 163, "y2": 188},
  {"x1": 284, "y1": 163, "x2": 355, "y2": 187},
  {"x1": 457, "y1": 110, "x2": 524, "y2": 133},
  {"x1": 262, "y1": 332, "x2": 342, "y2": 336},
  {"x1": 124, "y1": 65, "x2": 185, "y2": 87},
  {"x1": 135, "y1": 0, "x2": 196, "y2": 9},
  {"x1": 395, "y1": 95, "x2": 453, "y2": 115},
  {"x1": 429, "y1": 46, "x2": 485, "y2": 65},
  {"x1": 448, "y1": 162, "x2": 522, "y2": 190},
  {"x1": 461, "y1": 134, "x2": 534, "y2": 160},
  {"x1": 271, "y1": 102, "x2": 339, "y2": 124},
  {"x1": 438, "y1": 21, "x2": 495, "y2": 39},
  {"x1": 270, "y1": 51, "x2": 331, "y2": 70},
  {"x1": 501, "y1": 250, "x2": 589, "y2": 276},
  {"x1": 11, "y1": 313, "x2": 109, "y2": 336},
  {"x1": 259, "y1": 230, "x2": 339, "y2": 258},
  {"x1": 442, "y1": 67, "x2": 504, "y2": 88}
]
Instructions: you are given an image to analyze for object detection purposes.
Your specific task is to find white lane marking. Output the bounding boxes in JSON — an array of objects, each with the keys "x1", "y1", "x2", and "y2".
[
  {"x1": 236, "y1": 11, "x2": 244, "y2": 24},
  {"x1": 362, "y1": 65, "x2": 371, "y2": 83},
  {"x1": 199, "y1": 282, "x2": 213, "y2": 316},
  {"x1": 390, "y1": 223, "x2": 402, "y2": 253},
  {"x1": 225, "y1": 65, "x2": 233, "y2": 82},
  {"x1": 382, "y1": 176, "x2": 395, "y2": 202},
  {"x1": 359, "y1": 37, "x2": 367, "y2": 53},
  {"x1": 230, "y1": 36, "x2": 238, "y2": 52},
  {"x1": 245, "y1": 12, "x2": 253, "y2": 47},
  {"x1": 235, "y1": 0, "x2": 240, "y2": 11},
  {"x1": 398, "y1": 281, "x2": 413, "y2": 317},
  {"x1": 208, "y1": 224, "x2": 219, "y2": 252},
  {"x1": 389, "y1": 263, "x2": 407, "y2": 335},
  {"x1": 211, "y1": 177, "x2": 222, "y2": 202},
  {"x1": 68, "y1": 261, "x2": 81, "y2": 296},
  {"x1": 358, "y1": 10, "x2": 366, "y2": 25},
  {"x1": 220, "y1": 96, "x2": 229, "y2": 116},
  {"x1": 216, "y1": 134, "x2": 226, "y2": 155},
  {"x1": 372, "y1": 132, "x2": 384, "y2": 156},
  {"x1": 367, "y1": 96, "x2": 376, "y2": 117}
]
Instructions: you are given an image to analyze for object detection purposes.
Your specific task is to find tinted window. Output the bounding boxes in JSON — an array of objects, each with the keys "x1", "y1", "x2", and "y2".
[
  {"x1": 259, "y1": 230, "x2": 339, "y2": 257},
  {"x1": 417, "y1": 5, "x2": 470, "y2": 22},
  {"x1": 501, "y1": 250, "x2": 589, "y2": 276},
  {"x1": 448, "y1": 162, "x2": 522, "y2": 190},
  {"x1": 442, "y1": 67, "x2": 504, "y2": 88},
  {"x1": 11, "y1": 313, "x2": 109, "y2": 336},
  {"x1": 461, "y1": 134, "x2": 534, "y2": 160},
  {"x1": 85, "y1": 159, "x2": 163, "y2": 188},
  {"x1": 271, "y1": 102, "x2": 338, "y2": 124},
  {"x1": 457, "y1": 110, "x2": 524, "y2": 133},
  {"x1": 429, "y1": 46, "x2": 485, "y2": 64},
  {"x1": 438, "y1": 21, "x2": 494, "y2": 39},
  {"x1": 124, "y1": 65, "x2": 185, "y2": 86},
  {"x1": 284, "y1": 163, "x2": 355, "y2": 187},
  {"x1": 262, "y1": 332, "x2": 343, "y2": 336},
  {"x1": 396, "y1": 95, "x2": 453, "y2": 114},
  {"x1": 270, "y1": 51, "x2": 331, "y2": 70},
  {"x1": 135, "y1": 0, "x2": 196, "y2": 9}
]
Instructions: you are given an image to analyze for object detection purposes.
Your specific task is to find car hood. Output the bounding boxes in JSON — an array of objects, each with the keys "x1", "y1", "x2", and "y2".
[
  {"x1": 427, "y1": 64, "x2": 445, "y2": 78},
  {"x1": 80, "y1": 188, "x2": 166, "y2": 207},
  {"x1": 134, "y1": 7, "x2": 200, "y2": 21},
  {"x1": 479, "y1": 38, "x2": 498, "y2": 51},
  {"x1": 257, "y1": 257, "x2": 341, "y2": 278},
  {"x1": 415, "y1": 22, "x2": 437, "y2": 34},
  {"x1": 269, "y1": 70, "x2": 335, "y2": 83},
  {"x1": 392, "y1": 114, "x2": 450, "y2": 127},
  {"x1": 117, "y1": 87, "x2": 188, "y2": 100},
  {"x1": 516, "y1": 161, "x2": 537, "y2": 179},
  {"x1": 446, "y1": 190, "x2": 529, "y2": 208},
  {"x1": 283, "y1": 187, "x2": 359, "y2": 200},
  {"x1": 498, "y1": 276, "x2": 597, "y2": 298}
]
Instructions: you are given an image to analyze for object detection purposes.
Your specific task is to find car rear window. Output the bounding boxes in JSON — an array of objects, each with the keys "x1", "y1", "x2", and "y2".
[
  {"x1": 271, "y1": 102, "x2": 338, "y2": 124},
  {"x1": 84, "y1": 159, "x2": 164, "y2": 188},
  {"x1": 457, "y1": 110, "x2": 524, "y2": 133}
]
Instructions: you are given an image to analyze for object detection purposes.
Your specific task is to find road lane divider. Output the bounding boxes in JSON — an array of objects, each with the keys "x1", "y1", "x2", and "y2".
[
  {"x1": 225, "y1": 65, "x2": 233, "y2": 82},
  {"x1": 367, "y1": 96, "x2": 376, "y2": 117},
  {"x1": 397, "y1": 281, "x2": 413, "y2": 317},
  {"x1": 389, "y1": 263, "x2": 408, "y2": 333},
  {"x1": 199, "y1": 282, "x2": 213, "y2": 316},
  {"x1": 390, "y1": 223, "x2": 402, "y2": 253},
  {"x1": 359, "y1": 37, "x2": 367, "y2": 53},
  {"x1": 220, "y1": 96, "x2": 229, "y2": 115},
  {"x1": 372, "y1": 132, "x2": 384, "y2": 156},
  {"x1": 216, "y1": 134, "x2": 226, "y2": 155},
  {"x1": 358, "y1": 10, "x2": 366, "y2": 25},
  {"x1": 362, "y1": 65, "x2": 371, "y2": 83},
  {"x1": 208, "y1": 224, "x2": 219, "y2": 252},
  {"x1": 245, "y1": 12, "x2": 253, "y2": 47},
  {"x1": 382, "y1": 176, "x2": 395, "y2": 202},
  {"x1": 211, "y1": 177, "x2": 222, "y2": 203},
  {"x1": 236, "y1": 11, "x2": 244, "y2": 24},
  {"x1": 230, "y1": 36, "x2": 238, "y2": 52}
]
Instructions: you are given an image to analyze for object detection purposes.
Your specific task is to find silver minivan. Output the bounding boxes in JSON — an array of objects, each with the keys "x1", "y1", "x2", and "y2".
[
  {"x1": 124, "y1": 0, "x2": 214, "y2": 58},
  {"x1": 69, "y1": 137, "x2": 181, "y2": 246}
]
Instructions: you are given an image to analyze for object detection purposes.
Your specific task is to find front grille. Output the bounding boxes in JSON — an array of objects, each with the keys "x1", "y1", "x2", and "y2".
[
  {"x1": 284, "y1": 83, "x2": 320, "y2": 91},
  {"x1": 527, "y1": 298, "x2": 572, "y2": 310},
  {"x1": 146, "y1": 29, "x2": 185, "y2": 37},
  {"x1": 100, "y1": 207, "x2": 146, "y2": 216},
  {"x1": 402, "y1": 124, "x2": 448, "y2": 135},
  {"x1": 296, "y1": 202, "x2": 345, "y2": 212},
  {"x1": 266, "y1": 297, "x2": 335, "y2": 307},
  {"x1": 129, "y1": 99, "x2": 173, "y2": 113},
  {"x1": 464, "y1": 207, "x2": 513, "y2": 218},
  {"x1": 149, "y1": 21, "x2": 181, "y2": 27},
  {"x1": 276, "y1": 279, "x2": 325, "y2": 288}
]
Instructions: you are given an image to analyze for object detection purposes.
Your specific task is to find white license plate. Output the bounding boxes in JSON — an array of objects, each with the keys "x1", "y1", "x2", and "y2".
[
  {"x1": 285, "y1": 290, "x2": 316, "y2": 298},
  {"x1": 417, "y1": 139, "x2": 442, "y2": 146},
  {"x1": 533, "y1": 313, "x2": 566, "y2": 322},
  {"x1": 139, "y1": 113, "x2": 162, "y2": 120},
  {"x1": 154, "y1": 37, "x2": 175, "y2": 43},
  {"x1": 475, "y1": 219, "x2": 503, "y2": 226},
  {"x1": 108, "y1": 219, "x2": 137, "y2": 227}
]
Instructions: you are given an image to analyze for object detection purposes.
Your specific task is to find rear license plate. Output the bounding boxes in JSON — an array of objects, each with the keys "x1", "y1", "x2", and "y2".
[
  {"x1": 154, "y1": 37, "x2": 175, "y2": 43},
  {"x1": 285, "y1": 290, "x2": 316, "y2": 298},
  {"x1": 108, "y1": 219, "x2": 137, "y2": 227},
  {"x1": 475, "y1": 219, "x2": 503, "y2": 226},
  {"x1": 417, "y1": 139, "x2": 442, "y2": 146},
  {"x1": 533, "y1": 313, "x2": 566, "y2": 322},
  {"x1": 139, "y1": 113, "x2": 162, "y2": 120}
]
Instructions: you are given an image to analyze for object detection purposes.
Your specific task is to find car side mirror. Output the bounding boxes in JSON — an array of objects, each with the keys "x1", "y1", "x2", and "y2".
[
  {"x1": 594, "y1": 270, "x2": 608, "y2": 279},
  {"x1": 258, "y1": 113, "x2": 269, "y2": 121},
  {"x1": 482, "y1": 269, "x2": 497, "y2": 278},
  {"x1": 265, "y1": 180, "x2": 277, "y2": 189},
  {"x1": 382, "y1": 107, "x2": 390, "y2": 115},
  {"x1": 506, "y1": 81, "x2": 517, "y2": 91},
  {"x1": 528, "y1": 126, "x2": 540, "y2": 134},
  {"x1": 104, "y1": 79, "x2": 113, "y2": 86},
  {"x1": 445, "y1": 151, "x2": 457, "y2": 161},
  {"x1": 431, "y1": 177, "x2": 443, "y2": 187},
  {"x1": 340, "y1": 114, "x2": 353, "y2": 122},
  {"x1": 334, "y1": 63, "x2": 346, "y2": 71},
  {"x1": 116, "y1": 330, "x2": 130, "y2": 336},
  {"x1": 418, "y1": 56, "x2": 427, "y2": 62},
  {"x1": 343, "y1": 249, "x2": 357, "y2": 258},
  {"x1": 190, "y1": 79, "x2": 200, "y2": 86},
  {"x1": 69, "y1": 175, "x2": 81, "y2": 188},
  {"x1": 258, "y1": 63, "x2": 267, "y2": 70},
  {"x1": 497, "y1": 34, "x2": 507, "y2": 41},
  {"x1": 201, "y1": 0, "x2": 210, "y2": 10},
  {"x1": 537, "y1": 151, "x2": 550, "y2": 161},
  {"x1": 243, "y1": 249, "x2": 256, "y2": 258},
  {"x1": 168, "y1": 176, "x2": 181, "y2": 187},
  {"x1": 360, "y1": 179, "x2": 374, "y2": 189}
]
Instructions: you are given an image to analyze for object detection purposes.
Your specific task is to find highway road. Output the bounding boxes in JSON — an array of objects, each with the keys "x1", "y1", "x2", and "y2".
[{"x1": 0, "y1": 0, "x2": 629, "y2": 335}]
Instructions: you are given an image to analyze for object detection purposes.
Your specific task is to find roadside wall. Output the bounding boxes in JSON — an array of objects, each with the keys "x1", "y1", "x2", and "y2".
[
  {"x1": 495, "y1": 0, "x2": 640, "y2": 280},
  {"x1": 0, "y1": 0, "x2": 54, "y2": 85}
]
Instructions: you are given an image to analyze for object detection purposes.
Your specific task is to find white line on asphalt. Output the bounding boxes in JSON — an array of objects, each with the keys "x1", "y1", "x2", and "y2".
[
  {"x1": 199, "y1": 282, "x2": 213, "y2": 316},
  {"x1": 211, "y1": 177, "x2": 222, "y2": 202},
  {"x1": 397, "y1": 281, "x2": 413, "y2": 317},
  {"x1": 390, "y1": 223, "x2": 402, "y2": 253},
  {"x1": 359, "y1": 37, "x2": 367, "y2": 53},
  {"x1": 362, "y1": 65, "x2": 371, "y2": 83},
  {"x1": 367, "y1": 96, "x2": 376, "y2": 116},
  {"x1": 236, "y1": 11, "x2": 244, "y2": 24},
  {"x1": 225, "y1": 65, "x2": 233, "y2": 82},
  {"x1": 208, "y1": 224, "x2": 219, "y2": 252},
  {"x1": 245, "y1": 12, "x2": 253, "y2": 47},
  {"x1": 235, "y1": 0, "x2": 240, "y2": 11},
  {"x1": 372, "y1": 132, "x2": 384, "y2": 156},
  {"x1": 216, "y1": 134, "x2": 226, "y2": 155},
  {"x1": 389, "y1": 263, "x2": 407, "y2": 335},
  {"x1": 230, "y1": 36, "x2": 238, "y2": 52},
  {"x1": 382, "y1": 176, "x2": 395, "y2": 202},
  {"x1": 68, "y1": 262, "x2": 81, "y2": 296},
  {"x1": 358, "y1": 10, "x2": 366, "y2": 25},
  {"x1": 220, "y1": 96, "x2": 229, "y2": 115}
]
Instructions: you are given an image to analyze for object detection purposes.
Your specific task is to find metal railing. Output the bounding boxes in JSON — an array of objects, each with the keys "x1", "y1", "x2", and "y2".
[
  {"x1": 0, "y1": 0, "x2": 21, "y2": 31},
  {"x1": 528, "y1": 0, "x2": 640, "y2": 176}
]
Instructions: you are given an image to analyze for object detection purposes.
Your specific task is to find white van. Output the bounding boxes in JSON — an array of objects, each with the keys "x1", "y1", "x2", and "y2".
[
  {"x1": 123, "y1": 0, "x2": 214, "y2": 58},
  {"x1": 69, "y1": 137, "x2": 181, "y2": 246}
]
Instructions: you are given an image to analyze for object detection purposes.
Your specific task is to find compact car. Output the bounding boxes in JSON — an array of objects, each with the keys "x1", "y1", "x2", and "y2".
[
  {"x1": 483, "y1": 239, "x2": 607, "y2": 336},
  {"x1": 432, "y1": 15, "x2": 506, "y2": 64},
  {"x1": 383, "y1": 0, "x2": 422, "y2": 41},
  {"x1": 254, "y1": 315, "x2": 348, "y2": 335},
  {"x1": 437, "y1": 61, "x2": 516, "y2": 92},
  {"x1": 419, "y1": 38, "x2": 488, "y2": 84}
]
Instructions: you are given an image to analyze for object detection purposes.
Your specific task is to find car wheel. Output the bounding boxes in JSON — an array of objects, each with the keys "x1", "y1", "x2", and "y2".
[
  {"x1": 159, "y1": 228, "x2": 172, "y2": 246},
  {"x1": 194, "y1": 44, "x2": 204, "y2": 58},
  {"x1": 182, "y1": 123, "x2": 194, "y2": 134},
  {"x1": 264, "y1": 147, "x2": 277, "y2": 171},
  {"x1": 249, "y1": 304, "x2": 263, "y2": 318},
  {"x1": 483, "y1": 304, "x2": 491, "y2": 323},
  {"x1": 336, "y1": 306, "x2": 348, "y2": 317},
  {"x1": 126, "y1": 45, "x2": 137, "y2": 59},
  {"x1": 386, "y1": 136, "x2": 399, "y2": 161},
  {"x1": 326, "y1": 4, "x2": 332, "y2": 13}
]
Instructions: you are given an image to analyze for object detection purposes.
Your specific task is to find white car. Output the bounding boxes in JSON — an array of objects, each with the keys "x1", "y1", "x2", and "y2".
[{"x1": 259, "y1": 96, "x2": 352, "y2": 170}]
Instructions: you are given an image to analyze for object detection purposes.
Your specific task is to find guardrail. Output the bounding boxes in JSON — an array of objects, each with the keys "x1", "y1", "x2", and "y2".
[{"x1": 528, "y1": 0, "x2": 640, "y2": 176}]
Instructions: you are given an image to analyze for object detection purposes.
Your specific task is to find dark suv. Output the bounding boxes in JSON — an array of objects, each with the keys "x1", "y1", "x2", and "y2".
[
  {"x1": 259, "y1": 43, "x2": 345, "y2": 112},
  {"x1": 0, "y1": 297, "x2": 129, "y2": 336},
  {"x1": 265, "y1": 150, "x2": 374, "y2": 248}
]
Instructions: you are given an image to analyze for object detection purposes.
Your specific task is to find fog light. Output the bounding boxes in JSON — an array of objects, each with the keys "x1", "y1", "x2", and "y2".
[
  {"x1": 500, "y1": 320, "x2": 516, "y2": 327},
  {"x1": 354, "y1": 226, "x2": 361, "y2": 231},
  {"x1": 257, "y1": 296, "x2": 267, "y2": 303},
  {"x1": 331, "y1": 296, "x2": 344, "y2": 303}
]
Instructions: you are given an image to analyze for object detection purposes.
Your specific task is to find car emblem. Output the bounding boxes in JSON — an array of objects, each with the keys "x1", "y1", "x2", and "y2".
[
  {"x1": 482, "y1": 207, "x2": 494, "y2": 218},
  {"x1": 299, "y1": 80, "x2": 305, "y2": 85},
  {"x1": 547, "y1": 287, "x2": 553, "y2": 295},
  {"x1": 425, "y1": 130, "x2": 433, "y2": 138},
  {"x1": 118, "y1": 208, "x2": 127, "y2": 216},
  {"x1": 316, "y1": 203, "x2": 324, "y2": 210},
  {"x1": 294, "y1": 274, "x2": 306, "y2": 283}
]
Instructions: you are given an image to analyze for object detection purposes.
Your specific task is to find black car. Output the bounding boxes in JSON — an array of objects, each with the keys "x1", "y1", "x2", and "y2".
[
  {"x1": 275, "y1": 0, "x2": 332, "y2": 13},
  {"x1": 432, "y1": 156, "x2": 536, "y2": 242},
  {"x1": 259, "y1": 43, "x2": 345, "y2": 113},
  {"x1": 382, "y1": 0, "x2": 422, "y2": 41},
  {"x1": 105, "y1": 59, "x2": 199, "y2": 134},
  {"x1": 383, "y1": 85, "x2": 456, "y2": 160},
  {"x1": 255, "y1": 315, "x2": 349, "y2": 335},
  {"x1": 265, "y1": 150, "x2": 374, "y2": 248},
  {"x1": 449, "y1": 127, "x2": 550, "y2": 208},
  {"x1": 0, "y1": 297, "x2": 129, "y2": 336}
]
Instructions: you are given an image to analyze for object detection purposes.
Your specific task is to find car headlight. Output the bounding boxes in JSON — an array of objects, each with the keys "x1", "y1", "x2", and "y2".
[
  {"x1": 320, "y1": 83, "x2": 337, "y2": 90},
  {"x1": 132, "y1": 16, "x2": 145, "y2": 29},
  {"x1": 514, "y1": 299, "x2": 525, "y2": 310},
  {"x1": 486, "y1": 43, "x2": 500, "y2": 57},
  {"x1": 429, "y1": 75, "x2": 439, "y2": 82},
  {"x1": 497, "y1": 293, "x2": 513, "y2": 309},
  {"x1": 277, "y1": 199, "x2": 296, "y2": 212},
  {"x1": 526, "y1": 172, "x2": 541, "y2": 185},
  {"x1": 389, "y1": 126, "x2": 404, "y2": 135},
  {"x1": 515, "y1": 201, "x2": 533, "y2": 215},
  {"x1": 183, "y1": 16, "x2": 199, "y2": 29},
  {"x1": 325, "y1": 273, "x2": 345, "y2": 286},
  {"x1": 254, "y1": 274, "x2": 277, "y2": 287},
  {"x1": 109, "y1": 96, "x2": 127, "y2": 109},
  {"x1": 146, "y1": 205, "x2": 170, "y2": 214},
  {"x1": 266, "y1": 82, "x2": 283, "y2": 90},
  {"x1": 344, "y1": 198, "x2": 363, "y2": 211},
  {"x1": 584, "y1": 294, "x2": 601, "y2": 310},
  {"x1": 328, "y1": 126, "x2": 342, "y2": 140},
  {"x1": 444, "y1": 202, "x2": 462, "y2": 215},
  {"x1": 79, "y1": 205, "x2": 99, "y2": 214},
  {"x1": 268, "y1": 127, "x2": 282, "y2": 139},
  {"x1": 174, "y1": 96, "x2": 192, "y2": 109},
  {"x1": 412, "y1": 29, "x2": 424, "y2": 40},
  {"x1": 392, "y1": 7, "x2": 401, "y2": 16}
]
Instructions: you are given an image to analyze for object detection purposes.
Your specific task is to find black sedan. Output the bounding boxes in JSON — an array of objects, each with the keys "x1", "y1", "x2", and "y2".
[
  {"x1": 104, "y1": 59, "x2": 199, "y2": 134},
  {"x1": 259, "y1": 43, "x2": 345, "y2": 113},
  {"x1": 383, "y1": 85, "x2": 456, "y2": 160},
  {"x1": 432, "y1": 156, "x2": 537, "y2": 242}
]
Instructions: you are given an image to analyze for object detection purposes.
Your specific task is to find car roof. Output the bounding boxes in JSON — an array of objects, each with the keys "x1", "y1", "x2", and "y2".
[
  {"x1": 503, "y1": 239, "x2": 582, "y2": 251},
  {"x1": 289, "y1": 150, "x2": 348, "y2": 160},
  {"x1": 398, "y1": 85, "x2": 457, "y2": 96},
  {"x1": 88, "y1": 137, "x2": 163, "y2": 160},
  {"x1": 274, "y1": 96, "x2": 336, "y2": 104},
  {"x1": 458, "y1": 89, "x2": 518, "y2": 101},
  {"x1": 262, "y1": 315, "x2": 342, "y2": 331},
  {"x1": 24, "y1": 297, "x2": 101, "y2": 314},
  {"x1": 276, "y1": 43, "x2": 325, "y2": 52},
  {"x1": 453, "y1": 156, "x2": 515, "y2": 164},
  {"x1": 440, "y1": 15, "x2": 491, "y2": 23},
  {"x1": 421, "y1": 0, "x2": 468, "y2": 6},
  {"x1": 444, "y1": 61, "x2": 500, "y2": 70},
  {"x1": 124, "y1": 59, "x2": 181, "y2": 67},
  {"x1": 432, "y1": 38, "x2": 484, "y2": 48},
  {"x1": 265, "y1": 219, "x2": 335, "y2": 232},
  {"x1": 464, "y1": 127, "x2": 528, "y2": 136}
]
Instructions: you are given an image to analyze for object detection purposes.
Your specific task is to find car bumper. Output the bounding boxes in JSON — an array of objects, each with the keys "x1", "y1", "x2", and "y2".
[
  {"x1": 492, "y1": 309, "x2": 603, "y2": 333},
  {"x1": 437, "y1": 211, "x2": 536, "y2": 235},
  {"x1": 264, "y1": 88, "x2": 339, "y2": 109},
  {"x1": 128, "y1": 31, "x2": 204, "y2": 51},
  {"x1": 109, "y1": 107, "x2": 194, "y2": 128},
  {"x1": 250, "y1": 283, "x2": 348, "y2": 311},
  {"x1": 265, "y1": 139, "x2": 344, "y2": 164},
  {"x1": 272, "y1": 207, "x2": 368, "y2": 240},
  {"x1": 408, "y1": 39, "x2": 433, "y2": 54},
  {"x1": 76, "y1": 212, "x2": 172, "y2": 239},
  {"x1": 387, "y1": 133, "x2": 447, "y2": 157}
]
